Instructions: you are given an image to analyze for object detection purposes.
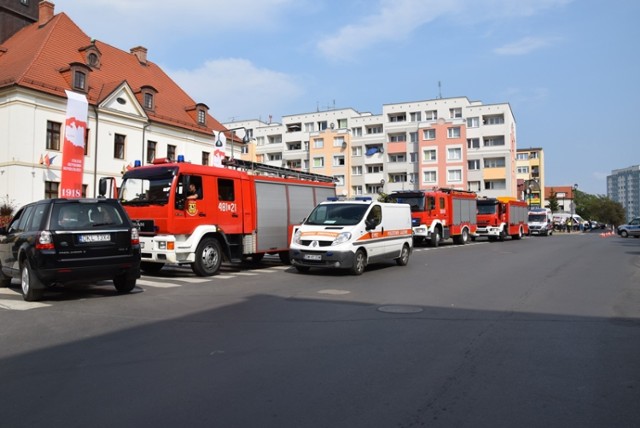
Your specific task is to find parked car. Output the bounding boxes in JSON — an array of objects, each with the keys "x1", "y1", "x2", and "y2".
[
  {"x1": 0, "y1": 198, "x2": 140, "y2": 301},
  {"x1": 617, "y1": 217, "x2": 640, "y2": 238}
]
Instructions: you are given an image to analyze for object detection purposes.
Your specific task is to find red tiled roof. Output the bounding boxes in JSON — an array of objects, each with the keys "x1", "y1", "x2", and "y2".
[{"x1": 0, "y1": 9, "x2": 226, "y2": 136}]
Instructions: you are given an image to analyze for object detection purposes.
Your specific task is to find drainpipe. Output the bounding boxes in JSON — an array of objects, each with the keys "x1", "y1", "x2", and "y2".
[
  {"x1": 142, "y1": 122, "x2": 150, "y2": 164},
  {"x1": 92, "y1": 104, "x2": 99, "y2": 197}
]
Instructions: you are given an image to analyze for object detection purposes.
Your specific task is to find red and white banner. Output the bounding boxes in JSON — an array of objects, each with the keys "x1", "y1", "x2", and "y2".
[{"x1": 59, "y1": 90, "x2": 88, "y2": 198}]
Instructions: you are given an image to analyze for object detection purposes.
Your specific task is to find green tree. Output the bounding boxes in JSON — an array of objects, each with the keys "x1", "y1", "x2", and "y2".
[
  {"x1": 546, "y1": 189, "x2": 560, "y2": 213},
  {"x1": 574, "y1": 190, "x2": 625, "y2": 227}
]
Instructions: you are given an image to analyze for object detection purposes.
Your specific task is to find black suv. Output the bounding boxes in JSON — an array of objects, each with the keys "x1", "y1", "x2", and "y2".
[{"x1": 0, "y1": 198, "x2": 141, "y2": 301}]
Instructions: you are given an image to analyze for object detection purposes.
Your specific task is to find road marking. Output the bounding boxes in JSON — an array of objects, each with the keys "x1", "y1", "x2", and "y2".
[
  {"x1": 0, "y1": 288, "x2": 51, "y2": 310},
  {"x1": 136, "y1": 279, "x2": 181, "y2": 288}
]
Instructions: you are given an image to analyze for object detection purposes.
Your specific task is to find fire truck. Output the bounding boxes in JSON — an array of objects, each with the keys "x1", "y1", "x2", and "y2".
[
  {"x1": 475, "y1": 197, "x2": 528, "y2": 241},
  {"x1": 390, "y1": 188, "x2": 477, "y2": 246},
  {"x1": 103, "y1": 157, "x2": 336, "y2": 276}
]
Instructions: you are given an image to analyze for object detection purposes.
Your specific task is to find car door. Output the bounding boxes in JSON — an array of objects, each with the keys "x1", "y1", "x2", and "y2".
[{"x1": 0, "y1": 205, "x2": 33, "y2": 276}]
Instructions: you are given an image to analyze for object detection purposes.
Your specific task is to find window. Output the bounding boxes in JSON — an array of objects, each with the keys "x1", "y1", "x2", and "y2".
[
  {"x1": 337, "y1": 118, "x2": 348, "y2": 129},
  {"x1": 388, "y1": 113, "x2": 406, "y2": 122},
  {"x1": 467, "y1": 117, "x2": 479, "y2": 128},
  {"x1": 285, "y1": 159, "x2": 302, "y2": 169},
  {"x1": 389, "y1": 173, "x2": 407, "y2": 183},
  {"x1": 410, "y1": 152, "x2": 418, "y2": 163},
  {"x1": 335, "y1": 175, "x2": 345, "y2": 186},
  {"x1": 423, "y1": 170, "x2": 436, "y2": 183},
  {"x1": 304, "y1": 122, "x2": 314, "y2": 132},
  {"x1": 468, "y1": 181, "x2": 481, "y2": 192},
  {"x1": 366, "y1": 184, "x2": 383, "y2": 194},
  {"x1": 352, "y1": 166, "x2": 363, "y2": 175},
  {"x1": 484, "y1": 136, "x2": 505, "y2": 146},
  {"x1": 423, "y1": 149, "x2": 436, "y2": 162},
  {"x1": 144, "y1": 92, "x2": 153, "y2": 109},
  {"x1": 484, "y1": 180, "x2": 506, "y2": 190},
  {"x1": 516, "y1": 153, "x2": 529, "y2": 160},
  {"x1": 410, "y1": 111, "x2": 422, "y2": 122},
  {"x1": 114, "y1": 134, "x2": 125, "y2": 159},
  {"x1": 449, "y1": 108, "x2": 462, "y2": 119},
  {"x1": 313, "y1": 138, "x2": 324, "y2": 149},
  {"x1": 447, "y1": 169, "x2": 462, "y2": 182},
  {"x1": 202, "y1": 151, "x2": 210, "y2": 166},
  {"x1": 45, "y1": 181, "x2": 59, "y2": 199},
  {"x1": 447, "y1": 147, "x2": 462, "y2": 161},
  {"x1": 388, "y1": 154, "x2": 406, "y2": 163},
  {"x1": 366, "y1": 125, "x2": 383, "y2": 134},
  {"x1": 352, "y1": 185, "x2": 363, "y2": 195},
  {"x1": 410, "y1": 132, "x2": 418, "y2": 143},
  {"x1": 313, "y1": 157, "x2": 324, "y2": 168},
  {"x1": 318, "y1": 121, "x2": 328, "y2": 131},
  {"x1": 389, "y1": 133, "x2": 406, "y2": 142},
  {"x1": 351, "y1": 146, "x2": 362, "y2": 157},
  {"x1": 84, "y1": 128, "x2": 90, "y2": 155},
  {"x1": 146, "y1": 141, "x2": 157, "y2": 163},
  {"x1": 46, "y1": 121, "x2": 61, "y2": 151},
  {"x1": 484, "y1": 157, "x2": 506, "y2": 168},
  {"x1": 333, "y1": 155, "x2": 345, "y2": 166},
  {"x1": 425, "y1": 110, "x2": 437, "y2": 120},
  {"x1": 447, "y1": 127, "x2": 461, "y2": 138},
  {"x1": 87, "y1": 52, "x2": 99, "y2": 67},
  {"x1": 241, "y1": 145, "x2": 249, "y2": 154},
  {"x1": 218, "y1": 178, "x2": 234, "y2": 201},
  {"x1": 287, "y1": 142, "x2": 302, "y2": 151},
  {"x1": 268, "y1": 153, "x2": 282, "y2": 161},
  {"x1": 530, "y1": 151, "x2": 539, "y2": 159},
  {"x1": 423, "y1": 129, "x2": 435, "y2": 140},
  {"x1": 167, "y1": 144, "x2": 176, "y2": 160},
  {"x1": 333, "y1": 136, "x2": 345, "y2": 147},
  {"x1": 352, "y1": 127, "x2": 362, "y2": 137},
  {"x1": 367, "y1": 165, "x2": 383, "y2": 174},
  {"x1": 73, "y1": 71, "x2": 86, "y2": 90},
  {"x1": 467, "y1": 138, "x2": 480, "y2": 149},
  {"x1": 517, "y1": 166, "x2": 529, "y2": 174},
  {"x1": 483, "y1": 114, "x2": 504, "y2": 125},
  {"x1": 468, "y1": 159, "x2": 480, "y2": 170}
]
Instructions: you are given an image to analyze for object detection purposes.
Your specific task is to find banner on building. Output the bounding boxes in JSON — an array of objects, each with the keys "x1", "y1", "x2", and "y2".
[
  {"x1": 212, "y1": 131, "x2": 226, "y2": 168},
  {"x1": 59, "y1": 90, "x2": 88, "y2": 198}
]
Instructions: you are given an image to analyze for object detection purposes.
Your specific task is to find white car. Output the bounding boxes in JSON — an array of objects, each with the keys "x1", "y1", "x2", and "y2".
[{"x1": 617, "y1": 217, "x2": 640, "y2": 238}]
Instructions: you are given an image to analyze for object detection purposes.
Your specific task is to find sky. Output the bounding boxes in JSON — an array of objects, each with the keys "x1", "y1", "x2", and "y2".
[{"x1": 50, "y1": 0, "x2": 639, "y2": 196}]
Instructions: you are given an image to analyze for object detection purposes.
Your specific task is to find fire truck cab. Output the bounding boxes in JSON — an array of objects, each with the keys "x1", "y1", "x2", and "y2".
[{"x1": 111, "y1": 157, "x2": 336, "y2": 276}]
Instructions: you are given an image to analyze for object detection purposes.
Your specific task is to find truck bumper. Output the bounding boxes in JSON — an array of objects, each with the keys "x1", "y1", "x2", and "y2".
[{"x1": 475, "y1": 226, "x2": 500, "y2": 237}]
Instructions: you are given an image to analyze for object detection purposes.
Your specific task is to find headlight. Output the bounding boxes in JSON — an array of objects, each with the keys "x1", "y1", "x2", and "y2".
[
  {"x1": 332, "y1": 232, "x2": 351, "y2": 246},
  {"x1": 293, "y1": 229, "x2": 302, "y2": 245}
]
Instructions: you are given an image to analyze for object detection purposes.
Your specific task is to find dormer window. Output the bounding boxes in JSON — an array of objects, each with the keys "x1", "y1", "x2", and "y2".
[
  {"x1": 73, "y1": 70, "x2": 86, "y2": 91},
  {"x1": 197, "y1": 109, "x2": 206, "y2": 125},
  {"x1": 139, "y1": 85, "x2": 158, "y2": 111},
  {"x1": 87, "y1": 53, "x2": 99, "y2": 67}
]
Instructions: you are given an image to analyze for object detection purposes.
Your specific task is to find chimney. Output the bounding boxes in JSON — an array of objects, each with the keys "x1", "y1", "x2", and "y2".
[
  {"x1": 39, "y1": 1, "x2": 55, "y2": 25},
  {"x1": 130, "y1": 46, "x2": 148, "y2": 65}
]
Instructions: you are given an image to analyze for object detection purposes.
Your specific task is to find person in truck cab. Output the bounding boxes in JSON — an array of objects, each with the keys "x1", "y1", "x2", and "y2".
[{"x1": 186, "y1": 183, "x2": 202, "y2": 200}]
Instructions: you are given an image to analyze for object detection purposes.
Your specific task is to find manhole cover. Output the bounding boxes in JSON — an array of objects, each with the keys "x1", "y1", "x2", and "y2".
[{"x1": 377, "y1": 305, "x2": 423, "y2": 314}]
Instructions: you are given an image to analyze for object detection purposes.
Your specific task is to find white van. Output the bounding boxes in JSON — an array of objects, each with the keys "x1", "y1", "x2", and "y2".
[
  {"x1": 528, "y1": 208, "x2": 553, "y2": 236},
  {"x1": 289, "y1": 197, "x2": 413, "y2": 275}
]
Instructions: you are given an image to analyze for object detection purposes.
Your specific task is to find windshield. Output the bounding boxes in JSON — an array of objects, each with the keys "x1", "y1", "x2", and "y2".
[
  {"x1": 528, "y1": 214, "x2": 547, "y2": 222},
  {"x1": 477, "y1": 203, "x2": 497, "y2": 215},
  {"x1": 390, "y1": 195, "x2": 424, "y2": 212},
  {"x1": 119, "y1": 167, "x2": 177, "y2": 206},
  {"x1": 305, "y1": 203, "x2": 370, "y2": 226}
]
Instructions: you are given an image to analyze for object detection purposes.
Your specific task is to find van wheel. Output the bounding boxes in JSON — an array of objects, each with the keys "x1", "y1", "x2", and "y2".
[
  {"x1": 141, "y1": 262, "x2": 164, "y2": 274},
  {"x1": 113, "y1": 272, "x2": 137, "y2": 293},
  {"x1": 294, "y1": 266, "x2": 310, "y2": 273},
  {"x1": 192, "y1": 238, "x2": 222, "y2": 276},
  {"x1": 396, "y1": 244, "x2": 410, "y2": 266},
  {"x1": 21, "y1": 261, "x2": 44, "y2": 302},
  {"x1": 351, "y1": 249, "x2": 366, "y2": 275}
]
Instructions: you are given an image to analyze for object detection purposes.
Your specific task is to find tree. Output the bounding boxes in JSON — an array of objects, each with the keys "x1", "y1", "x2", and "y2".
[
  {"x1": 574, "y1": 190, "x2": 625, "y2": 227},
  {"x1": 546, "y1": 189, "x2": 560, "y2": 213}
]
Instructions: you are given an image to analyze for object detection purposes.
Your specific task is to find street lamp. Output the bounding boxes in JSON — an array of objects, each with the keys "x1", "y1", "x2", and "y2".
[{"x1": 215, "y1": 127, "x2": 251, "y2": 161}]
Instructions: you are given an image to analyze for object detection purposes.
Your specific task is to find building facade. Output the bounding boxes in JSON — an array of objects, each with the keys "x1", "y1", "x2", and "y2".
[
  {"x1": 607, "y1": 165, "x2": 640, "y2": 221},
  {"x1": 225, "y1": 98, "x2": 518, "y2": 199},
  {"x1": 516, "y1": 147, "x2": 545, "y2": 209}
]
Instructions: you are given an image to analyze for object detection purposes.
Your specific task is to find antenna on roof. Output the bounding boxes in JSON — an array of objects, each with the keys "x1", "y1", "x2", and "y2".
[{"x1": 438, "y1": 81, "x2": 442, "y2": 99}]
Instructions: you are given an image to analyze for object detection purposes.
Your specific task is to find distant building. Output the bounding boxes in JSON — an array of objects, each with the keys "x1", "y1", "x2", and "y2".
[
  {"x1": 225, "y1": 98, "x2": 518, "y2": 199},
  {"x1": 607, "y1": 165, "x2": 640, "y2": 221},
  {"x1": 0, "y1": 1, "x2": 227, "y2": 208},
  {"x1": 545, "y1": 185, "x2": 577, "y2": 214},
  {"x1": 516, "y1": 147, "x2": 545, "y2": 209}
]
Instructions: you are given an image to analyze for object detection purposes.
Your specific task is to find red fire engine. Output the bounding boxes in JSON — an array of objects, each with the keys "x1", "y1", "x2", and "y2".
[
  {"x1": 390, "y1": 188, "x2": 477, "y2": 246},
  {"x1": 103, "y1": 157, "x2": 336, "y2": 276},
  {"x1": 475, "y1": 197, "x2": 529, "y2": 241}
]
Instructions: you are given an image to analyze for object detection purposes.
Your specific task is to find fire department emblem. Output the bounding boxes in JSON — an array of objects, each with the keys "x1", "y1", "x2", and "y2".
[{"x1": 186, "y1": 200, "x2": 198, "y2": 216}]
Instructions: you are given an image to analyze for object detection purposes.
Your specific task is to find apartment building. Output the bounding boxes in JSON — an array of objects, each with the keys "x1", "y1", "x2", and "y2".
[
  {"x1": 225, "y1": 97, "x2": 518, "y2": 199},
  {"x1": 516, "y1": 147, "x2": 546, "y2": 208},
  {"x1": 607, "y1": 165, "x2": 640, "y2": 221}
]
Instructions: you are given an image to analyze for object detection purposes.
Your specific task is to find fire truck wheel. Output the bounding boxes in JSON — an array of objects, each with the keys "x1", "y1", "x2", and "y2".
[
  {"x1": 192, "y1": 238, "x2": 222, "y2": 276},
  {"x1": 396, "y1": 244, "x2": 410, "y2": 266},
  {"x1": 430, "y1": 229, "x2": 440, "y2": 247},
  {"x1": 512, "y1": 226, "x2": 524, "y2": 240},
  {"x1": 351, "y1": 249, "x2": 366, "y2": 275},
  {"x1": 140, "y1": 262, "x2": 164, "y2": 274},
  {"x1": 499, "y1": 228, "x2": 506, "y2": 242},
  {"x1": 460, "y1": 228, "x2": 469, "y2": 245}
]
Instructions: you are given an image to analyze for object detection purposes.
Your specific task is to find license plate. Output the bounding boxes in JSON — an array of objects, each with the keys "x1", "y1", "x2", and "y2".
[
  {"x1": 78, "y1": 234, "x2": 111, "y2": 243},
  {"x1": 304, "y1": 254, "x2": 322, "y2": 261}
]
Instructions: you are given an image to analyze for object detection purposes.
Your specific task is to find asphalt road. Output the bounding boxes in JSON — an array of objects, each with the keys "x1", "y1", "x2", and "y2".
[{"x1": 1, "y1": 232, "x2": 639, "y2": 428}]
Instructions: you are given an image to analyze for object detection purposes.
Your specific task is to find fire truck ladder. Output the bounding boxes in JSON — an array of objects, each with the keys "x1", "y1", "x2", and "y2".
[{"x1": 222, "y1": 158, "x2": 335, "y2": 183}]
